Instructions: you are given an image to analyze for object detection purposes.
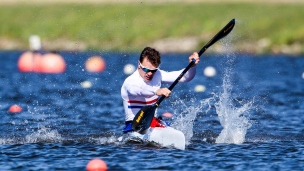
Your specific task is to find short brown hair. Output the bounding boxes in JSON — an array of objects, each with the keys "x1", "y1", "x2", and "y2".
[{"x1": 139, "y1": 47, "x2": 161, "y2": 67}]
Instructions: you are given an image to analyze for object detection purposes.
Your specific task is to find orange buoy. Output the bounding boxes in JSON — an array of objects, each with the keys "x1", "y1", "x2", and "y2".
[
  {"x1": 85, "y1": 56, "x2": 106, "y2": 73},
  {"x1": 162, "y1": 112, "x2": 173, "y2": 118},
  {"x1": 86, "y1": 158, "x2": 107, "y2": 171},
  {"x1": 18, "y1": 51, "x2": 42, "y2": 72},
  {"x1": 9, "y1": 105, "x2": 22, "y2": 113},
  {"x1": 40, "y1": 52, "x2": 66, "y2": 73}
]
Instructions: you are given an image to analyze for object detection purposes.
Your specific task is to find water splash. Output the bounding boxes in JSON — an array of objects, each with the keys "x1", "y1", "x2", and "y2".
[
  {"x1": 25, "y1": 126, "x2": 62, "y2": 143},
  {"x1": 170, "y1": 98, "x2": 212, "y2": 145},
  {"x1": 214, "y1": 64, "x2": 253, "y2": 144},
  {"x1": 210, "y1": 26, "x2": 253, "y2": 144},
  {"x1": 0, "y1": 138, "x2": 15, "y2": 145},
  {"x1": 96, "y1": 136, "x2": 118, "y2": 145}
]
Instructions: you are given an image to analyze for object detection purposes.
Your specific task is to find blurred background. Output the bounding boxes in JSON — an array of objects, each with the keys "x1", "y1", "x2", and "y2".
[{"x1": 0, "y1": 0, "x2": 303, "y2": 54}]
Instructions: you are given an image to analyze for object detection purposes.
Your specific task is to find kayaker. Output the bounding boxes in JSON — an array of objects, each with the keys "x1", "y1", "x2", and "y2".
[{"x1": 121, "y1": 47, "x2": 199, "y2": 133}]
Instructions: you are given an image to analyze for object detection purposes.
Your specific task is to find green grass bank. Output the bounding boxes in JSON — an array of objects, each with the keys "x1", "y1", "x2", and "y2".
[{"x1": 0, "y1": 2, "x2": 303, "y2": 54}]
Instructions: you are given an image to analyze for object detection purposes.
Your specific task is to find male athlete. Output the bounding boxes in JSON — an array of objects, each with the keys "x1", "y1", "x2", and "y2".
[{"x1": 121, "y1": 47, "x2": 199, "y2": 133}]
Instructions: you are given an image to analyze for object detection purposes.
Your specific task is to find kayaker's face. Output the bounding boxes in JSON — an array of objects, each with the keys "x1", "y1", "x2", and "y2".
[{"x1": 138, "y1": 58, "x2": 159, "y2": 82}]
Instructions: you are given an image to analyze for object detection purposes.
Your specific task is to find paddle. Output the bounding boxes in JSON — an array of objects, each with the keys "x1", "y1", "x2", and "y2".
[{"x1": 132, "y1": 18, "x2": 236, "y2": 134}]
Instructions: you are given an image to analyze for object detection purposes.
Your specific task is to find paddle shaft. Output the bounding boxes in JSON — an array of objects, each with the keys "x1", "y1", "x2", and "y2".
[
  {"x1": 155, "y1": 44, "x2": 207, "y2": 106},
  {"x1": 156, "y1": 59, "x2": 195, "y2": 106}
]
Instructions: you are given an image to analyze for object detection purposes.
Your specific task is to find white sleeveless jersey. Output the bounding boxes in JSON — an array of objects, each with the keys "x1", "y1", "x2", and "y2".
[{"x1": 121, "y1": 67, "x2": 196, "y2": 121}]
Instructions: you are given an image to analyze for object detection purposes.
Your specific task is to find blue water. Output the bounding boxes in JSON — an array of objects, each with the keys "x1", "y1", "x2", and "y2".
[{"x1": 0, "y1": 51, "x2": 303, "y2": 170}]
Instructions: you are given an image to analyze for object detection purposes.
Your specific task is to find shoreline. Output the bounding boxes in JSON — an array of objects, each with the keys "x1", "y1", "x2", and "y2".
[{"x1": 1, "y1": 37, "x2": 302, "y2": 55}]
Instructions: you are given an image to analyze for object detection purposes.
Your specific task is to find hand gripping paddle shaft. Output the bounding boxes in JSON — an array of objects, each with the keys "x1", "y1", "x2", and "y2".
[{"x1": 132, "y1": 19, "x2": 235, "y2": 134}]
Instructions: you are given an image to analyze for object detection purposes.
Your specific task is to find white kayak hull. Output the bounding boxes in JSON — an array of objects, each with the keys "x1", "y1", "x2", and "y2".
[{"x1": 120, "y1": 127, "x2": 185, "y2": 150}]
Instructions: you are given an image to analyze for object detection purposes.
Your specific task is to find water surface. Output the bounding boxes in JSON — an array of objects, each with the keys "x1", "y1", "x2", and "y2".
[{"x1": 0, "y1": 51, "x2": 303, "y2": 170}]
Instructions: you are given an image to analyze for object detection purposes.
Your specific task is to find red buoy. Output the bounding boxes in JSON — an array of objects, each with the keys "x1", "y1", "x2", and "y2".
[
  {"x1": 40, "y1": 53, "x2": 66, "y2": 73},
  {"x1": 162, "y1": 112, "x2": 173, "y2": 118},
  {"x1": 18, "y1": 51, "x2": 42, "y2": 72},
  {"x1": 9, "y1": 105, "x2": 22, "y2": 113},
  {"x1": 86, "y1": 158, "x2": 107, "y2": 171}
]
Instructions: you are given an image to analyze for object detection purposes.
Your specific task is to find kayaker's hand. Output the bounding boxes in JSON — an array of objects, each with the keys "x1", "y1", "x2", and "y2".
[
  {"x1": 189, "y1": 52, "x2": 199, "y2": 67},
  {"x1": 156, "y1": 88, "x2": 171, "y2": 98}
]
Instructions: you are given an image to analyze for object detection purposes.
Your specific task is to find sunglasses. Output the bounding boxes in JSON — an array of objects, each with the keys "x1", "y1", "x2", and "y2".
[{"x1": 139, "y1": 62, "x2": 159, "y2": 73}]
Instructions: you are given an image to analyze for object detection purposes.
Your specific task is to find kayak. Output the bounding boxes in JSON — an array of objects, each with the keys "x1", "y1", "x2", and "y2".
[{"x1": 119, "y1": 126, "x2": 185, "y2": 150}]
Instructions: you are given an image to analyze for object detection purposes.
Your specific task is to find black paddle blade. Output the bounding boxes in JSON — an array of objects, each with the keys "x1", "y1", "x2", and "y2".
[
  {"x1": 132, "y1": 105, "x2": 157, "y2": 134},
  {"x1": 199, "y1": 19, "x2": 235, "y2": 56}
]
